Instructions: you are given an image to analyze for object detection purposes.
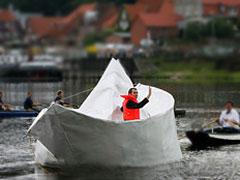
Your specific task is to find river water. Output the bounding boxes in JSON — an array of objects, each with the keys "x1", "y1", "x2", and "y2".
[{"x1": 1, "y1": 81, "x2": 240, "y2": 180}]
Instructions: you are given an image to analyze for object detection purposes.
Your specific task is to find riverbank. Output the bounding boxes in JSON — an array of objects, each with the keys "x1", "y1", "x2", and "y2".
[{"x1": 143, "y1": 56, "x2": 240, "y2": 84}]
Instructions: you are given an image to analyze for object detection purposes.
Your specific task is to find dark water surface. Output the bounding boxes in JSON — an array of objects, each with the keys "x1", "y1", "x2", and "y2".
[{"x1": 1, "y1": 81, "x2": 240, "y2": 179}]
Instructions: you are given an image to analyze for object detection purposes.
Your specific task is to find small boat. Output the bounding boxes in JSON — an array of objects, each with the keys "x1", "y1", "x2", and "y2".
[
  {"x1": 186, "y1": 127, "x2": 240, "y2": 148},
  {"x1": 0, "y1": 110, "x2": 38, "y2": 118},
  {"x1": 28, "y1": 58, "x2": 182, "y2": 168}
]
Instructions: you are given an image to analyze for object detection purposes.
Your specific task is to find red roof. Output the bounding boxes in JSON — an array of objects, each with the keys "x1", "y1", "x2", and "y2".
[
  {"x1": 139, "y1": 0, "x2": 181, "y2": 27},
  {"x1": 125, "y1": 4, "x2": 146, "y2": 21},
  {"x1": 98, "y1": 5, "x2": 119, "y2": 29},
  {"x1": 203, "y1": 0, "x2": 240, "y2": 16},
  {"x1": 78, "y1": 3, "x2": 96, "y2": 13},
  {"x1": 27, "y1": 3, "x2": 96, "y2": 39},
  {"x1": 203, "y1": 0, "x2": 240, "y2": 6},
  {"x1": 27, "y1": 16, "x2": 63, "y2": 38},
  {"x1": 0, "y1": 9, "x2": 16, "y2": 22},
  {"x1": 125, "y1": 0, "x2": 162, "y2": 21},
  {"x1": 63, "y1": 3, "x2": 96, "y2": 24},
  {"x1": 101, "y1": 12, "x2": 119, "y2": 28}
]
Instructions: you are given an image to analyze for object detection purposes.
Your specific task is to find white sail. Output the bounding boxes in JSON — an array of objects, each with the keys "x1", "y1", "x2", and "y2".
[
  {"x1": 28, "y1": 58, "x2": 182, "y2": 168},
  {"x1": 77, "y1": 58, "x2": 133, "y2": 121}
]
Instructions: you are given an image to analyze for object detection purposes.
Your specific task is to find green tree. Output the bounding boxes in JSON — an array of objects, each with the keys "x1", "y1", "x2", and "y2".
[
  {"x1": 184, "y1": 18, "x2": 235, "y2": 41},
  {"x1": 0, "y1": 0, "x2": 73, "y2": 15},
  {"x1": 207, "y1": 17, "x2": 234, "y2": 38},
  {"x1": 184, "y1": 22, "x2": 205, "y2": 41},
  {"x1": 0, "y1": 1, "x2": 9, "y2": 8},
  {"x1": 83, "y1": 29, "x2": 113, "y2": 45}
]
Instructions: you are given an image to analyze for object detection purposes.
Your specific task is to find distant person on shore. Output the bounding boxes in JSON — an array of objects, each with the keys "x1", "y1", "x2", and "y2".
[
  {"x1": 0, "y1": 91, "x2": 11, "y2": 111},
  {"x1": 54, "y1": 90, "x2": 69, "y2": 107},
  {"x1": 24, "y1": 91, "x2": 40, "y2": 111},
  {"x1": 219, "y1": 101, "x2": 239, "y2": 128}
]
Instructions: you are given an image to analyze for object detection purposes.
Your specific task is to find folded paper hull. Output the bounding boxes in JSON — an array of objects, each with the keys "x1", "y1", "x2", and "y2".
[
  {"x1": 30, "y1": 104, "x2": 182, "y2": 168},
  {"x1": 28, "y1": 59, "x2": 182, "y2": 168}
]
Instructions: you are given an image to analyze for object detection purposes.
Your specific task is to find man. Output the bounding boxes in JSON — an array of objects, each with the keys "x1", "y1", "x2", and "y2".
[
  {"x1": 219, "y1": 101, "x2": 239, "y2": 128},
  {"x1": 0, "y1": 91, "x2": 11, "y2": 111},
  {"x1": 54, "y1": 90, "x2": 69, "y2": 107},
  {"x1": 24, "y1": 91, "x2": 39, "y2": 111},
  {"x1": 121, "y1": 86, "x2": 151, "y2": 121}
]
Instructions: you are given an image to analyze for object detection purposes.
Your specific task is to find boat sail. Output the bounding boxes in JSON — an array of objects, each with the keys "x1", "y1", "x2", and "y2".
[{"x1": 28, "y1": 58, "x2": 182, "y2": 168}]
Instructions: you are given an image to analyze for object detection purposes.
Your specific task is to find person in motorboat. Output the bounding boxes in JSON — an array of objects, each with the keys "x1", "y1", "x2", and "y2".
[
  {"x1": 54, "y1": 90, "x2": 70, "y2": 107},
  {"x1": 120, "y1": 86, "x2": 151, "y2": 121},
  {"x1": 219, "y1": 101, "x2": 239, "y2": 128},
  {"x1": 0, "y1": 91, "x2": 11, "y2": 111},
  {"x1": 24, "y1": 91, "x2": 41, "y2": 111}
]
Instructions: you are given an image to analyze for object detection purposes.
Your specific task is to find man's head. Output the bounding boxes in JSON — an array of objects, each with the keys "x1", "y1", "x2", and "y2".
[
  {"x1": 57, "y1": 90, "x2": 64, "y2": 98},
  {"x1": 27, "y1": 91, "x2": 32, "y2": 97},
  {"x1": 128, "y1": 87, "x2": 138, "y2": 98},
  {"x1": 225, "y1": 101, "x2": 234, "y2": 113}
]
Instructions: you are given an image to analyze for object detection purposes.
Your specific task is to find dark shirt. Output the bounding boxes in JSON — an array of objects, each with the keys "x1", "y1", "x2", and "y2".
[
  {"x1": 24, "y1": 97, "x2": 33, "y2": 110},
  {"x1": 120, "y1": 98, "x2": 149, "y2": 112},
  {"x1": 54, "y1": 96, "x2": 64, "y2": 105}
]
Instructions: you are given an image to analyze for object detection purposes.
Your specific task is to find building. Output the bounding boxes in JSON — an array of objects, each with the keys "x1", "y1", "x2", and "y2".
[
  {"x1": 131, "y1": 0, "x2": 181, "y2": 46},
  {"x1": 0, "y1": 9, "x2": 22, "y2": 42},
  {"x1": 26, "y1": 3, "x2": 97, "y2": 42},
  {"x1": 125, "y1": 0, "x2": 163, "y2": 22},
  {"x1": 26, "y1": 3, "x2": 121, "y2": 43},
  {"x1": 174, "y1": 0, "x2": 202, "y2": 18},
  {"x1": 203, "y1": 0, "x2": 240, "y2": 17},
  {"x1": 173, "y1": 0, "x2": 204, "y2": 29},
  {"x1": 96, "y1": 4, "x2": 120, "y2": 29}
]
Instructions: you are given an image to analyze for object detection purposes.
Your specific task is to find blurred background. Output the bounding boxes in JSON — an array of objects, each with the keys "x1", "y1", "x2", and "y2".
[
  {"x1": 2, "y1": 1, "x2": 240, "y2": 179},
  {"x1": 0, "y1": 0, "x2": 239, "y2": 107}
]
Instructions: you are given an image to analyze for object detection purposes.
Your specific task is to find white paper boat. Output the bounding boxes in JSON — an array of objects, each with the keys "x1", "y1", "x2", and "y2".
[{"x1": 28, "y1": 58, "x2": 182, "y2": 168}]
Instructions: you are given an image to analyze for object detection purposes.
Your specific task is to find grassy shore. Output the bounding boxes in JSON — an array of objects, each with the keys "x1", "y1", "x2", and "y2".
[{"x1": 144, "y1": 57, "x2": 240, "y2": 84}]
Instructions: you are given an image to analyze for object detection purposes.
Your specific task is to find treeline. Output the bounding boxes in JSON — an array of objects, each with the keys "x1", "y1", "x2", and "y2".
[
  {"x1": 184, "y1": 17, "x2": 235, "y2": 41},
  {"x1": 0, "y1": 0, "x2": 136, "y2": 15}
]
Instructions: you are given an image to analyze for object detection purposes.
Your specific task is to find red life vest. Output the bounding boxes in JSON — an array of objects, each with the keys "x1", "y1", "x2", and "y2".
[{"x1": 121, "y1": 95, "x2": 140, "y2": 121}]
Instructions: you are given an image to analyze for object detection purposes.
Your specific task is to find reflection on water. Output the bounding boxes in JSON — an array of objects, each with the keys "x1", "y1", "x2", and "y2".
[
  {"x1": 0, "y1": 118, "x2": 34, "y2": 179},
  {"x1": 1, "y1": 81, "x2": 240, "y2": 179}
]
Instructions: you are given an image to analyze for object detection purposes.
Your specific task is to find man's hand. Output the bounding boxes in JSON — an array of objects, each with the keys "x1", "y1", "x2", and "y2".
[
  {"x1": 146, "y1": 86, "x2": 152, "y2": 99},
  {"x1": 229, "y1": 119, "x2": 239, "y2": 126}
]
